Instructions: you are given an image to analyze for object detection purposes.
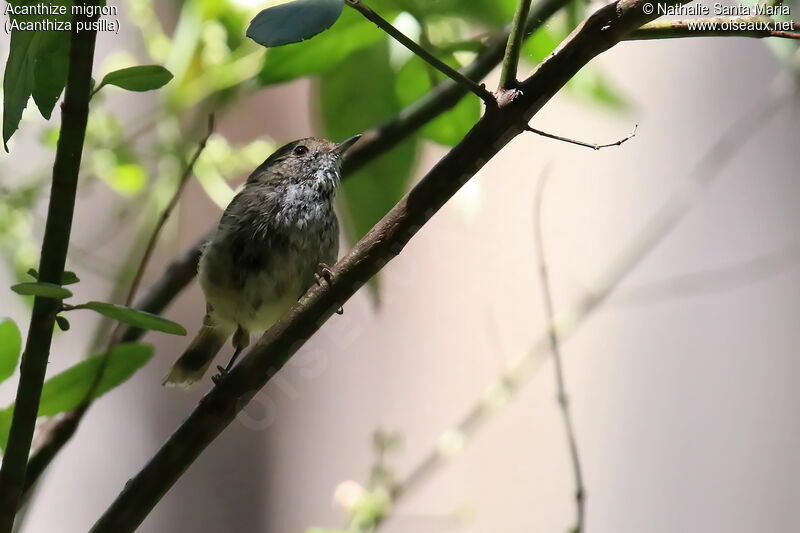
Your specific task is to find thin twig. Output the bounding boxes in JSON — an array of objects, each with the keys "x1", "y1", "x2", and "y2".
[
  {"x1": 534, "y1": 171, "x2": 585, "y2": 533},
  {"x1": 525, "y1": 123, "x2": 638, "y2": 150},
  {"x1": 344, "y1": 0, "x2": 496, "y2": 105},
  {"x1": 500, "y1": 0, "x2": 534, "y2": 89},
  {"x1": 120, "y1": 114, "x2": 214, "y2": 311}
]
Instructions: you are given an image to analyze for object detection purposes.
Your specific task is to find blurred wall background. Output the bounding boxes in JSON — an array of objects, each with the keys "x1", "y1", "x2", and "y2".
[{"x1": 1, "y1": 2, "x2": 799, "y2": 533}]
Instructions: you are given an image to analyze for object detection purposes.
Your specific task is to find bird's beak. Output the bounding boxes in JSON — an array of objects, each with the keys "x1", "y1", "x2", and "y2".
[{"x1": 332, "y1": 134, "x2": 362, "y2": 158}]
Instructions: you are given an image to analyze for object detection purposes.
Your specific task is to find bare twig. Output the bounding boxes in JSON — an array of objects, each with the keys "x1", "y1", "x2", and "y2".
[
  {"x1": 0, "y1": 4, "x2": 99, "y2": 531},
  {"x1": 344, "y1": 0, "x2": 496, "y2": 105},
  {"x1": 534, "y1": 171, "x2": 585, "y2": 532},
  {"x1": 500, "y1": 0, "x2": 534, "y2": 89},
  {"x1": 120, "y1": 114, "x2": 214, "y2": 312},
  {"x1": 525, "y1": 123, "x2": 638, "y2": 150}
]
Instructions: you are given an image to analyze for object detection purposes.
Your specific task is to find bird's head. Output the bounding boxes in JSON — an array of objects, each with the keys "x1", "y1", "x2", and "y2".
[{"x1": 247, "y1": 135, "x2": 361, "y2": 193}]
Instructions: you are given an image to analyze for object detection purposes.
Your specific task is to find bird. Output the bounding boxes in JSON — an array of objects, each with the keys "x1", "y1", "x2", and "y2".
[{"x1": 162, "y1": 135, "x2": 361, "y2": 388}]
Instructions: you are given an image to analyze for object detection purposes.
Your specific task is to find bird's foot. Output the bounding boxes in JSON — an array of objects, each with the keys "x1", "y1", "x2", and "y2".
[
  {"x1": 315, "y1": 263, "x2": 334, "y2": 286},
  {"x1": 211, "y1": 366, "x2": 228, "y2": 385},
  {"x1": 314, "y1": 263, "x2": 344, "y2": 314}
]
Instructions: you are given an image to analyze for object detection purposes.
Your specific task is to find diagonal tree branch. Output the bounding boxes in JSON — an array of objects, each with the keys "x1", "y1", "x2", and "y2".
[
  {"x1": 20, "y1": 0, "x2": 573, "y2": 493},
  {"x1": 0, "y1": 3, "x2": 99, "y2": 531},
  {"x1": 87, "y1": 1, "x2": 687, "y2": 531}
]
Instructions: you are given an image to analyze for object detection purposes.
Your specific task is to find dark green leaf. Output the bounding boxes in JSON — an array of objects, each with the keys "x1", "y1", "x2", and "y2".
[
  {"x1": 80, "y1": 301, "x2": 186, "y2": 335},
  {"x1": 0, "y1": 319, "x2": 22, "y2": 384},
  {"x1": 247, "y1": 0, "x2": 344, "y2": 48},
  {"x1": 60, "y1": 271, "x2": 80, "y2": 285},
  {"x1": 0, "y1": 343, "x2": 154, "y2": 450},
  {"x1": 55, "y1": 315, "x2": 70, "y2": 331},
  {"x1": 26, "y1": 268, "x2": 38, "y2": 280},
  {"x1": 395, "y1": 57, "x2": 479, "y2": 146},
  {"x1": 11, "y1": 282, "x2": 72, "y2": 299},
  {"x1": 31, "y1": 31, "x2": 70, "y2": 118},
  {"x1": 319, "y1": 43, "x2": 418, "y2": 245},
  {"x1": 97, "y1": 65, "x2": 174, "y2": 93},
  {"x1": 2, "y1": 1, "x2": 72, "y2": 150},
  {"x1": 257, "y1": 9, "x2": 381, "y2": 85}
]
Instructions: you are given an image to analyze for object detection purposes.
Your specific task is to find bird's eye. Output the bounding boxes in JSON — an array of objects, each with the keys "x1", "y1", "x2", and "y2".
[{"x1": 293, "y1": 145, "x2": 309, "y2": 156}]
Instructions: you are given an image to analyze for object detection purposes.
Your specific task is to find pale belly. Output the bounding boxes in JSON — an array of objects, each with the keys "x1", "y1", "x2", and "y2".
[{"x1": 199, "y1": 268, "x2": 302, "y2": 332}]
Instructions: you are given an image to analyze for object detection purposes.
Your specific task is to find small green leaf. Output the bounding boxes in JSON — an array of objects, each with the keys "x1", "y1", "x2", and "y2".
[
  {"x1": 55, "y1": 315, "x2": 70, "y2": 331},
  {"x1": 0, "y1": 343, "x2": 155, "y2": 450},
  {"x1": 61, "y1": 271, "x2": 80, "y2": 285},
  {"x1": 11, "y1": 282, "x2": 72, "y2": 299},
  {"x1": 80, "y1": 301, "x2": 186, "y2": 335},
  {"x1": 247, "y1": 0, "x2": 344, "y2": 48},
  {"x1": 97, "y1": 65, "x2": 174, "y2": 93},
  {"x1": 0, "y1": 319, "x2": 22, "y2": 384},
  {"x1": 25, "y1": 269, "x2": 79, "y2": 285}
]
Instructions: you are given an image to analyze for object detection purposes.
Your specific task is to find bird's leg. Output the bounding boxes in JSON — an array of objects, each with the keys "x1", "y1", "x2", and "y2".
[
  {"x1": 314, "y1": 263, "x2": 344, "y2": 315},
  {"x1": 212, "y1": 326, "x2": 250, "y2": 384}
]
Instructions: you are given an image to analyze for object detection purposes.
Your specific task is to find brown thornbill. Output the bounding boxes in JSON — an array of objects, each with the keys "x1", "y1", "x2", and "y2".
[{"x1": 163, "y1": 135, "x2": 361, "y2": 388}]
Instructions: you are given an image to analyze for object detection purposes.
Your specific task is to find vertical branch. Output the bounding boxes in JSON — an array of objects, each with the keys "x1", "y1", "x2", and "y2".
[
  {"x1": 534, "y1": 172, "x2": 585, "y2": 532},
  {"x1": 0, "y1": 3, "x2": 99, "y2": 530},
  {"x1": 500, "y1": 0, "x2": 534, "y2": 89}
]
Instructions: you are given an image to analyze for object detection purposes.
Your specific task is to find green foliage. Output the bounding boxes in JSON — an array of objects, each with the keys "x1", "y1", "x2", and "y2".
[
  {"x1": 395, "y1": 56, "x2": 479, "y2": 146},
  {"x1": 0, "y1": 319, "x2": 22, "y2": 384},
  {"x1": 95, "y1": 65, "x2": 174, "y2": 93},
  {"x1": 247, "y1": 0, "x2": 344, "y2": 47},
  {"x1": 0, "y1": 343, "x2": 154, "y2": 450},
  {"x1": 76, "y1": 302, "x2": 186, "y2": 336},
  {"x1": 10, "y1": 282, "x2": 72, "y2": 299},
  {"x1": 319, "y1": 43, "x2": 418, "y2": 244},
  {"x1": 1, "y1": 0, "x2": 72, "y2": 150}
]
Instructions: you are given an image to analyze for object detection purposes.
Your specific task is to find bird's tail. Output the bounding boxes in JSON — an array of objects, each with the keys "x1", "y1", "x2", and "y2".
[{"x1": 162, "y1": 324, "x2": 231, "y2": 389}]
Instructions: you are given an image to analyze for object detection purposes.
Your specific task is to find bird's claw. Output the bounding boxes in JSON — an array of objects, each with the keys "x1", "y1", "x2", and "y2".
[
  {"x1": 315, "y1": 263, "x2": 334, "y2": 286},
  {"x1": 211, "y1": 366, "x2": 228, "y2": 385},
  {"x1": 314, "y1": 263, "x2": 344, "y2": 314}
]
